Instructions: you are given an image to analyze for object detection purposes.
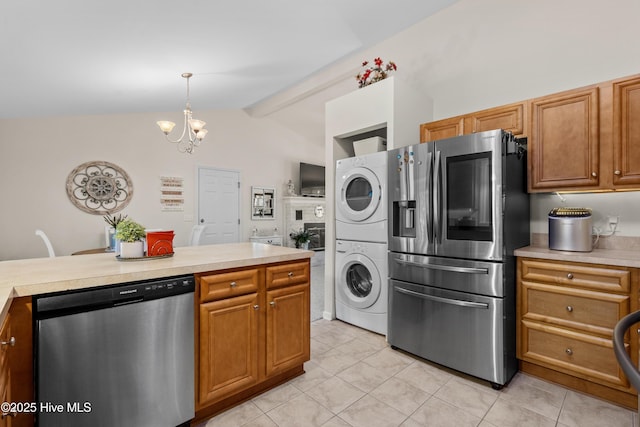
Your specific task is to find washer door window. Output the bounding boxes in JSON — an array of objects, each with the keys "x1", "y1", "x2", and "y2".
[
  {"x1": 339, "y1": 253, "x2": 381, "y2": 309},
  {"x1": 337, "y1": 168, "x2": 382, "y2": 222}
]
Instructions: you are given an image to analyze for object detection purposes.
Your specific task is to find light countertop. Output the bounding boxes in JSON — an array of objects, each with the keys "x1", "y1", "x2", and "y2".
[
  {"x1": 514, "y1": 246, "x2": 640, "y2": 268},
  {"x1": 0, "y1": 243, "x2": 313, "y2": 323}
]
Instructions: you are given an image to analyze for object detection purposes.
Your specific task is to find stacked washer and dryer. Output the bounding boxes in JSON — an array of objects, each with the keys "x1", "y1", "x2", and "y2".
[{"x1": 334, "y1": 151, "x2": 388, "y2": 335}]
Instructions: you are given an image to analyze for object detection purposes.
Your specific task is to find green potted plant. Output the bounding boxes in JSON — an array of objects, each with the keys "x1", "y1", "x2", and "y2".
[
  {"x1": 115, "y1": 218, "x2": 146, "y2": 258},
  {"x1": 289, "y1": 228, "x2": 315, "y2": 250}
]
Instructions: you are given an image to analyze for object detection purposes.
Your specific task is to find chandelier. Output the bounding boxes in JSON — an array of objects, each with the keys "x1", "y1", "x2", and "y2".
[{"x1": 157, "y1": 73, "x2": 208, "y2": 154}]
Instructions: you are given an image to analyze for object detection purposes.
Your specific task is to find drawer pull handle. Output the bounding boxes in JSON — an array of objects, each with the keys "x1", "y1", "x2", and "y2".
[
  {"x1": 270, "y1": 301, "x2": 276, "y2": 307},
  {"x1": 253, "y1": 305, "x2": 259, "y2": 310},
  {"x1": 615, "y1": 170, "x2": 621, "y2": 175},
  {"x1": 591, "y1": 172, "x2": 597, "y2": 177},
  {"x1": 230, "y1": 281, "x2": 237, "y2": 288},
  {"x1": 565, "y1": 348, "x2": 573, "y2": 356},
  {"x1": 566, "y1": 306, "x2": 573, "y2": 312},
  {"x1": 288, "y1": 272, "x2": 294, "y2": 278},
  {"x1": 566, "y1": 273, "x2": 574, "y2": 279},
  {"x1": 1, "y1": 336, "x2": 15, "y2": 347},
  {"x1": 1, "y1": 412, "x2": 17, "y2": 419}
]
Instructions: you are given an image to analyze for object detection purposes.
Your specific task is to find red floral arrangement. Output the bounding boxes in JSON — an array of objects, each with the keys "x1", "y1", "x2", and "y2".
[{"x1": 356, "y1": 57, "x2": 397, "y2": 88}]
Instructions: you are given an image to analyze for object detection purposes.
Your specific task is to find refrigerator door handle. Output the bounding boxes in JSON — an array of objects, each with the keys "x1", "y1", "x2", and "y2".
[
  {"x1": 433, "y1": 150, "x2": 442, "y2": 244},
  {"x1": 394, "y1": 258, "x2": 489, "y2": 275},
  {"x1": 426, "y1": 151, "x2": 433, "y2": 243},
  {"x1": 396, "y1": 287, "x2": 489, "y2": 309}
]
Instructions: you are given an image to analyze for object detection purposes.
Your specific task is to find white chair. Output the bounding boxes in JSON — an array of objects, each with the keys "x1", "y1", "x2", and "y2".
[
  {"x1": 35, "y1": 229, "x2": 55, "y2": 257},
  {"x1": 189, "y1": 225, "x2": 206, "y2": 246}
]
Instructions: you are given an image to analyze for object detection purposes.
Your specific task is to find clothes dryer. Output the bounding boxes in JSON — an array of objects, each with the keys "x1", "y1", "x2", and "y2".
[
  {"x1": 335, "y1": 239, "x2": 387, "y2": 335},
  {"x1": 335, "y1": 151, "x2": 387, "y2": 242}
]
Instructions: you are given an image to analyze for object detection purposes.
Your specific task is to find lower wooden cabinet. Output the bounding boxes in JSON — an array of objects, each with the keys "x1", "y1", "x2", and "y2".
[
  {"x1": 517, "y1": 257, "x2": 638, "y2": 408},
  {"x1": 199, "y1": 293, "x2": 260, "y2": 404},
  {"x1": 0, "y1": 314, "x2": 12, "y2": 427},
  {"x1": 195, "y1": 260, "x2": 311, "y2": 419},
  {"x1": 266, "y1": 283, "x2": 310, "y2": 377}
]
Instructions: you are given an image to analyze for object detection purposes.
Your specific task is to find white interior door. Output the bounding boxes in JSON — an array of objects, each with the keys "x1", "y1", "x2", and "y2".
[{"x1": 198, "y1": 167, "x2": 240, "y2": 245}]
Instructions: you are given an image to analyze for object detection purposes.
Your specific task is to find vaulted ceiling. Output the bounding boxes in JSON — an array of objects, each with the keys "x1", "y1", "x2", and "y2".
[{"x1": 0, "y1": 0, "x2": 459, "y2": 119}]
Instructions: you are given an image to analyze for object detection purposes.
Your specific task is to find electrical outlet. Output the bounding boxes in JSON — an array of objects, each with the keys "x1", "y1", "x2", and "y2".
[{"x1": 607, "y1": 215, "x2": 620, "y2": 232}]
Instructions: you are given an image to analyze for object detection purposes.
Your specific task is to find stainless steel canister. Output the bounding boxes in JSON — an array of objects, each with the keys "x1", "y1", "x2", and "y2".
[{"x1": 548, "y1": 207, "x2": 593, "y2": 252}]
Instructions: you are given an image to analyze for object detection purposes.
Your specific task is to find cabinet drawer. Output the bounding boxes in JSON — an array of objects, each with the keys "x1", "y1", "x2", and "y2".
[
  {"x1": 266, "y1": 262, "x2": 309, "y2": 290},
  {"x1": 198, "y1": 269, "x2": 260, "y2": 303},
  {"x1": 521, "y1": 282, "x2": 629, "y2": 336},
  {"x1": 522, "y1": 320, "x2": 630, "y2": 389},
  {"x1": 520, "y1": 259, "x2": 630, "y2": 293}
]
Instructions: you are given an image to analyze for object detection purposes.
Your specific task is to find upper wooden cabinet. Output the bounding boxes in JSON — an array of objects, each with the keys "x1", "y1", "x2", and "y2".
[
  {"x1": 466, "y1": 102, "x2": 526, "y2": 136},
  {"x1": 419, "y1": 73, "x2": 640, "y2": 193},
  {"x1": 612, "y1": 76, "x2": 640, "y2": 187},
  {"x1": 528, "y1": 86, "x2": 600, "y2": 191},
  {"x1": 420, "y1": 102, "x2": 526, "y2": 143},
  {"x1": 420, "y1": 117, "x2": 464, "y2": 142}
]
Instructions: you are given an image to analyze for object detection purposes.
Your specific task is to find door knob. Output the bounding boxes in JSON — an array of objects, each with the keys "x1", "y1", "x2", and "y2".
[
  {"x1": 566, "y1": 306, "x2": 573, "y2": 312},
  {"x1": 230, "y1": 281, "x2": 237, "y2": 288},
  {"x1": 565, "y1": 348, "x2": 573, "y2": 356},
  {"x1": 270, "y1": 301, "x2": 276, "y2": 307},
  {"x1": 566, "y1": 273, "x2": 574, "y2": 279},
  {"x1": 200, "y1": 218, "x2": 205, "y2": 223},
  {"x1": 253, "y1": 305, "x2": 259, "y2": 310},
  {"x1": 614, "y1": 170, "x2": 621, "y2": 175}
]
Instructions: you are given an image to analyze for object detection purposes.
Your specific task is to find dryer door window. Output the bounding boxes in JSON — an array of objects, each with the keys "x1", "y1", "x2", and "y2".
[
  {"x1": 337, "y1": 168, "x2": 382, "y2": 222},
  {"x1": 338, "y1": 253, "x2": 381, "y2": 309}
]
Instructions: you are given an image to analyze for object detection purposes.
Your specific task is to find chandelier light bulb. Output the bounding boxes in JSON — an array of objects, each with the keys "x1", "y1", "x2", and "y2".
[
  {"x1": 157, "y1": 121, "x2": 176, "y2": 134},
  {"x1": 196, "y1": 129, "x2": 208, "y2": 140},
  {"x1": 188, "y1": 119, "x2": 206, "y2": 132}
]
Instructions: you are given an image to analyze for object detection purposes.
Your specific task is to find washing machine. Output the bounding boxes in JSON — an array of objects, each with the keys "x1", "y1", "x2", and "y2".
[
  {"x1": 335, "y1": 239, "x2": 387, "y2": 335},
  {"x1": 335, "y1": 151, "x2": 387, "y2": 242}
]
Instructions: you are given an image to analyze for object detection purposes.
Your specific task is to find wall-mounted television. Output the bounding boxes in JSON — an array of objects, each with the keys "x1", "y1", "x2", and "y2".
[{"x1": 300, "y1": 162, "x2": 325, "y2": 197}]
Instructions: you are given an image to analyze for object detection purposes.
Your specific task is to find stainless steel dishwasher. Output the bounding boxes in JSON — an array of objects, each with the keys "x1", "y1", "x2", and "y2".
[{"x1": 34, "y1": 274, "x2": 195, "y2": 427}]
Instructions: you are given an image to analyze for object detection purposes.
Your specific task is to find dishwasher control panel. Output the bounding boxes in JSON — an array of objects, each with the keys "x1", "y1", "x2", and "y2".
[{"x1": 34, "y1": 274, "x2": 195, "y2": 318}]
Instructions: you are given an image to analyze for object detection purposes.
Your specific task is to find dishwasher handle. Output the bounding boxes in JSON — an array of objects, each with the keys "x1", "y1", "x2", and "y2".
[{"x1": 396, "y1": 286, "x2": 489, "y2": 309}]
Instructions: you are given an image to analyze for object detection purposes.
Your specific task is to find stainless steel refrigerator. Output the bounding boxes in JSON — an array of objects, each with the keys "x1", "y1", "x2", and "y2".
[{"x1": 387, "y1": 129, "x2": 529, "y2": 388}]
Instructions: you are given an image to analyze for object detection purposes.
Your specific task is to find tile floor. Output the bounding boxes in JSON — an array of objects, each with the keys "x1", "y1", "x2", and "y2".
[{"x1": 199, "y1": 319, "x2": 637, "y2": 427}]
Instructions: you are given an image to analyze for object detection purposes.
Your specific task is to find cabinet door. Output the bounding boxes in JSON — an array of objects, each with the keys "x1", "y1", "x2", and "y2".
[
  {"x1": 528, "y1": 86, "x2": 600, "y2": 191},
  {"x1": 420, "y1": 117, "x2": 464, "y2": 142},
  {"x1": 0, "y1": 315, "x2": 11, "y2": 427},
  {"x1": 612, "y1": 76, "x2": 640, "y2": 187},
  {"x1": 265, "y1": 283, "x2": 310, "y2": 377},
  {"x1": 466, "y1": 102, "x2": 525, "y2": 136},
  {"x1": 199, "y1": 293, "x2": 259, "y2": 406}
]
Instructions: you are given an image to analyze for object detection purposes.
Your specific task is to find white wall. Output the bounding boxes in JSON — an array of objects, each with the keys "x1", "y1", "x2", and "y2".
[{"x1": 0, "y1": 110, "x2": 323, "y2": 260}]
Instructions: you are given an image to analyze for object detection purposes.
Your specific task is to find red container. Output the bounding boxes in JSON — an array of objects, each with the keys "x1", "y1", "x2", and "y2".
[{"x1": 146, "y1": 230, "x2": 175, "y2": 256}]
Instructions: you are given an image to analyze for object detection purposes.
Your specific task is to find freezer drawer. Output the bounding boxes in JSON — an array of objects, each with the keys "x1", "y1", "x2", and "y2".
[
  {"x1": 388, "y1": 252, "x2": 504, "y2": 297},
  {"x1": 388, "y1": 279, "x2": 516, "y2": 386}
]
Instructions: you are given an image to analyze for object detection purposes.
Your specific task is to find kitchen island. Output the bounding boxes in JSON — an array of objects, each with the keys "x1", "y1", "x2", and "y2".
[{"x1": 0, "y1": 243, "x2": 313, "y2": 426}]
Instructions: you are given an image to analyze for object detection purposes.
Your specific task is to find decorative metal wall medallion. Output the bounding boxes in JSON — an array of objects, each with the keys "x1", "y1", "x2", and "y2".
[{"x1": 66, "y1": 161, "x2": 133, "y2": 215}]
